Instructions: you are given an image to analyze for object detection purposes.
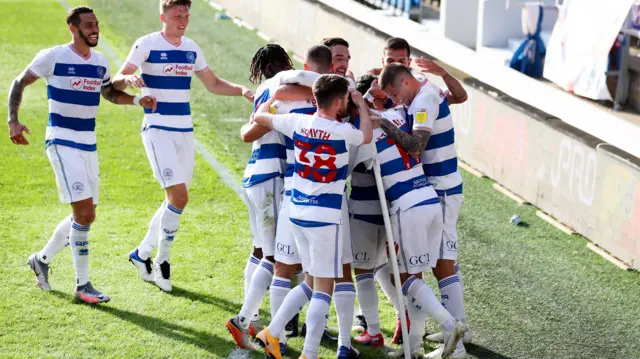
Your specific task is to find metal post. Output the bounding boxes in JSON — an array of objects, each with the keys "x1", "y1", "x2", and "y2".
[{"x1": 372, "y1": 158, "x2": 411, "y2": 359}]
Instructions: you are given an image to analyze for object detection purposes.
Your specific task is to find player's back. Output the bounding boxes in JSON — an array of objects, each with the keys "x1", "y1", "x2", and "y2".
[
  {"x1": 373, "y1": 110, "x2": 439, "y2": 214},
  {"x1": 288, "y1": 115, "x2": 362, "y2": 226},
  {"x1": 270, "y1": 99, "x2": 317, "y2": 194},
  {"x1": 29, "y1": 44, "x2": 111, "y2": 151}
]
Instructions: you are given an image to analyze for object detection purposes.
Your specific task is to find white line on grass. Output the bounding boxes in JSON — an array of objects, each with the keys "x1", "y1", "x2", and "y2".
[{"x1": 56, "y1": 0, "x2": 243, "y2": 199}]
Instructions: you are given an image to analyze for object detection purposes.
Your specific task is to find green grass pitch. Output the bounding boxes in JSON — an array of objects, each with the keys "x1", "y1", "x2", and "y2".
[{"x1": 0, "y1": 0, "x2": 638, "y2": 358}]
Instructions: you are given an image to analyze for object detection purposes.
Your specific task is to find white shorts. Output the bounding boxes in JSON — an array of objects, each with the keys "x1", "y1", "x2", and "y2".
[
  {"x1": 438, "y1": 194, "x2": 463, "y2": 261},
  {"x1": 350, "y1": 216, "x2": 387, "y2": 270},
  {"x1": 274, "y1": 194, "x2": 301, "y2": 265},
  {"x1": 243, "y1": 178, "x2": 283, "y2": 256},
  {"x1": 141, "y1": 128, "x2": 195, "y2": 189},
  {"x1": 392, "y1": 204, "x2": 443, "y2": 275},
  {"x1": 46, "y1": 144, "x2": 99, "y2": 204},
  {"x1": 292, "y1": 222, "x2": 344, "y2": 279}
]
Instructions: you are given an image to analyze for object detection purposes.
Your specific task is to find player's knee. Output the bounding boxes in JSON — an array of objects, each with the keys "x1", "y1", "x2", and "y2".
[
  {"x1": 432, "y1": 259, "x2": 456, "y2": 280},
  {"x1": 252, "y1": 247, "x2": 263, "y2": 259},
  {"x1": 167, "y1": 187, "x2": 188, "y2": 209},
  {"x1": 274, "y1": 262, "x2": 296, "y2": 278},
  {"x1": 74, "y1": 207, "x2": 95, "y2": 225}
]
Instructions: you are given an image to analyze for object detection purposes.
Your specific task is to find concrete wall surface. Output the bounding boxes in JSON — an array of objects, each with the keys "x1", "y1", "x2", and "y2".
[{"x1": 213, "y1": 0, "x2": 640, "y2": 269}]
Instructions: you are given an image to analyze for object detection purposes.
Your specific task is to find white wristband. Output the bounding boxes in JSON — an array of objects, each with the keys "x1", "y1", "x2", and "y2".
[
  {"x1": 364, "y1": 92, "x2": 375, "y2": 103},
  {"x1": 133, "y1": 95, "x2": 142, "y2": 106}
]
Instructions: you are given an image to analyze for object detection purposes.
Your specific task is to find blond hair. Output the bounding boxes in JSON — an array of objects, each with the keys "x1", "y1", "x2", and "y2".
[{"x1": 159, "y1": 0, "x2": 191, "y2": 14}]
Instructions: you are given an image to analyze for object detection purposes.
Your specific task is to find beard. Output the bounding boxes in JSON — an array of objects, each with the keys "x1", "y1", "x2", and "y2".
[
  {"x1": 79, "y1": 29, "x2": 99, "y2": 47},
  {"x1": 337, "y1": 101, "x2": 349, "y2": 118}
]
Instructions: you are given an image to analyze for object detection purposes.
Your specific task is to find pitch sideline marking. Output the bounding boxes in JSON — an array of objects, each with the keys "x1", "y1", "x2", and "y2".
[{"x1": 56, "y1": 0, "x2": 244, "y2": 199}]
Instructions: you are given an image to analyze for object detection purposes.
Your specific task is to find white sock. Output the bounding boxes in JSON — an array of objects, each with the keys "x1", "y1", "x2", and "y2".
[
  {"x1": 302, "y1": 291, "x2": 332, "y2": 359},
  {"x1": 374, "y1": 263, "x2": 402, "y2": 318},
  {"x1": 244, "y1": 255, "x2": 260, "y2": 297},
  {"x1": 455, "y1": 263, "x2": 464, "y2": 291},
  {"x1": 268, "y1": 281, "x2": 312, "y2": 337},
  {"x1": 334, "y1": 282, "x2": 356, "y2": 349},
  {"x1": 39, "y1": 214, "x2": 73, "y2": 264},
  {"x1": 270, "y1": 276, "x2": 291, "y2": 343},
  {"x1": 403, "y1": 276, "x2": 454, "y2": 332},
  {"x1": 238, "y1": 259, "x2": 274, "y2": 329},
  {"x1": 155, "y1": 204, "x2": 182, "y2": 264},
  {"x1": 138, "y1": 202, "x2": 165, "y2": 260},
  {"x1": 406, "y1": 295, "x2": 427, "y2": 351},
  {"x1": 69, "y1": 221, "x2": 90, "y2": 286},
  {"x1": 439, "y1": 275, "x2": 466, "y2": 322},
  {"x1": 355, "y1": 273, "x2": 380, "y2": 336}
]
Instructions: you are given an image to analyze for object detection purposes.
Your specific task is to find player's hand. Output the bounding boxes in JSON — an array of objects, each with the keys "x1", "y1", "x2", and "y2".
[
  {"x1": 368, "y1": 80, "x2": 387, "y2": 100},
  {"x1": 8, "y1": 121, "x2": 30, "y2": 145},
  {"x1": 139, "y1": 96, "x2": 157, "y2": 112},
  {"x1": 125, "y1": 74, "x2": 146, "y2": 89},
  {"x1": 415, "y1": 57, "x2": 448, "y2": 77},
  {"x1": 242, "y1": 88, "x2": 254, "y2": 103},
  {"x1": 349, "y1": 88, "x2": 366, "y2": 107}
]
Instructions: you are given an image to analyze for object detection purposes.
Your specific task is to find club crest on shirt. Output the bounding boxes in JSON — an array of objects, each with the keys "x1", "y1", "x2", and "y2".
[
  {"x1": 96, "y1": 67, "x2": 105, "y2": 78},
  {"x1": 186, "y1": 51, "x2": 196, "y2": 64},
  {"x1": 415, "y1": 109, "x2": 427, "y2": 124}
]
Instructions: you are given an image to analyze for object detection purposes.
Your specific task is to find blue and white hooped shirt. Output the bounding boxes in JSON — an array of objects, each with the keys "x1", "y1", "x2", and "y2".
[
  {"x1": 407, "y1": 82, "x2": 463, "y2": 196},
  {"x1": 272, "y1": 114, "x2": 364, "y2": 227},
  {"x1": 124, "y1": 32, "x2": 208, "y2": 132},
  {"x1": 28, "y1": 44, "x2": 111, "y2": 152}
]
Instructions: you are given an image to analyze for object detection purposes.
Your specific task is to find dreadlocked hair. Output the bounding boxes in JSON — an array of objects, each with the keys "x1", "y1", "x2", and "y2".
[{"x1": 249, "y1": 44, "x2": 293, "y2": 85}]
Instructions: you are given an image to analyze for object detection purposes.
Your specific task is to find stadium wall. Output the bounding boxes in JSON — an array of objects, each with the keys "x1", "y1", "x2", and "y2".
[{"x1": 212, "y1": 0, "x2": 640, "y2": 270}]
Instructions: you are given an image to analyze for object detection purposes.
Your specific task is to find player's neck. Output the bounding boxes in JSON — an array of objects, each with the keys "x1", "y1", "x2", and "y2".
[
  {"x1": 161, "y1": 29, "x2": 182, "y2": 46},
  {"x1": 69, "y1": 41, "x2": 91, "y2": 59},
  {"x1": 317, "y1": 111, "x2": 338, "y2": 121}
]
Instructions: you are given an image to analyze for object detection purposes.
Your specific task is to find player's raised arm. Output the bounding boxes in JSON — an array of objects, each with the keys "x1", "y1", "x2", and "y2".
[
  {"x1": 415, "y1": 57, "x2": 467, "y2": 105},
  {"x1": 350, "y1": 88, "x2": 373, "y2": 145},
  {"x1": 195, "y1": 68, "x2": 254, "y2": 103},
  {"x1": 7, "y1": 68, "x2": 38, "y2": 145}
]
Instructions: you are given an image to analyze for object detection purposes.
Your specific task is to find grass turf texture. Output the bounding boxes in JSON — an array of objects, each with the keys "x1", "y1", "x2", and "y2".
[{"x1": 0, "y1": 0, "x2": 638, "y2": 358}]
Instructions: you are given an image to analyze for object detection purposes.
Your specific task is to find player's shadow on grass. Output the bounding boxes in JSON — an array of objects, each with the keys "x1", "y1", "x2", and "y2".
[
  {"x1": 48, "y1": 290, "x2": 239, "y2": 357},
  {"x1": 169, "y1": 285, "x2": 242, "y2": 314},
  {"x1": 465, "y1": 343, "x2": 513, "y2": 359}
]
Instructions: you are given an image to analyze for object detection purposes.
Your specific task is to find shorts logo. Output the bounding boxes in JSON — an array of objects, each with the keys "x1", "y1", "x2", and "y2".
[
  {"x1": 96, "y1": 67, "x2": 105, "y2": 78},
  {"x1": 446, "y1": 241, "x2": 458, "y2": 250},
  {"x1": 186, "y1": 51, "x2": 196, "y2": 63},
  {"x1": 71, "y1": 182, "x2": 84, "y2": 194},
  {"x1": 276, "y1": 243, "x2": 294, "y2": 255},
  {"x1": 354, "y1": 252, "x2": 370, "y2": 262},
  {"x1": 70, "y1": 77, "x2": 83, "y2": 90},
  {"x1": 162, "y1": 168, "x2": 174, "y2": 180},
  {"x1": 415, "y1": 109, "x2": 427, "y2": 124},
  {"x1": 408, "y1": 254, "x2": 429, "y2": 266},
  {"x1": 163, "y1": 64, "x2": 175, "y2": 75}
]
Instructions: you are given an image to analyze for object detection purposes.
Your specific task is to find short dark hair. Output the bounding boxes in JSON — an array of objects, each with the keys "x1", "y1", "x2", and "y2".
[
  {"x1": 321, "y1": 37, "x2": 349, "y2": 49},
  {"x1": 384, "y1": 37, "x2": 411, "y2": 57},
  {"x1": 306, "y1": 45, "x2": 333, "y2": 72},
  {"x1": 356, "y1": 74, "x2": 378, "y2": 95},
  {"x1": 313, "y1": 74, "x2": 350, "y2": 109},
  {"x1": 66, "y1": 6, "x2": 94, "y2": 27},
  {"x1": 379, "y1": 63, "x2": 412, "y2": 89},
  {"x1": 160, "y1": 0, "x2": 192, "y2": 13}
]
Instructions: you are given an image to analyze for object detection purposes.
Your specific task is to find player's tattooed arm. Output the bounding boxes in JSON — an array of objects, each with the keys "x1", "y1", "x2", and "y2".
[
  {"x1": 7, "y1": 69, "x2": 38, "y2": 145},
  {"x1": 100, "y1": 84, "x2": 157, "y2": 111},
  {"x1": 379, "y1": 117, "x2": 431, "y2": 154},
  {"x1": 8, "y1": 70, "x2": 39, "y2": 124}
]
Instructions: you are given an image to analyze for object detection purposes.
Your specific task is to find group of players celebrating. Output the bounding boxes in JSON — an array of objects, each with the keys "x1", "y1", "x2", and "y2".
[
  {"x1": 8, "y1": 0, "x2": 470, "y2": 358},
  {"x1": 225, "y1": 34, "x2": 471, "y2": 359}
]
